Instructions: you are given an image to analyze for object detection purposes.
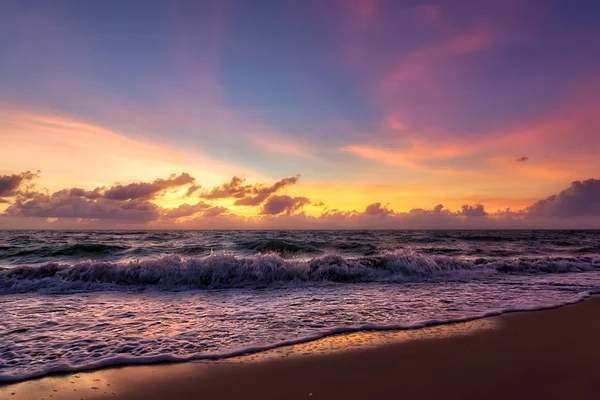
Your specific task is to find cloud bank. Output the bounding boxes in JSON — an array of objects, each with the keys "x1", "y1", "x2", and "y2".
[
  {"x1": 527, "y1": 179, "x2": 600, "y2": 217},
  {"x1": 1, "y1": 171, "x2": 600, "y2": 229}
]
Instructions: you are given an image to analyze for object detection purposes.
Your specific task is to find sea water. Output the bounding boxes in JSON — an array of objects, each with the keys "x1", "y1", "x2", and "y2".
[{"x1": 1, "y1": 230, "x2": 600, "y2": 382}]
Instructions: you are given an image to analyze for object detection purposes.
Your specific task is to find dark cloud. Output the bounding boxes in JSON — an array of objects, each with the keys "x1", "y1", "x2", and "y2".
[
  {"x1": 202, "y1": 175, "x2": 301, "y2": 206},
  {"x1": 460, "y1": 204, "x2": 488, "y2": 217},
  {"x1": 204, "y1": 206, "x2": 228, "y2": 217},
  {"x1": 2, "y1": 169, "x2": 236, "y2": 224},
  {"x1": 164, "y1": 201, "x2": 212, "y2": 219},
  {"x1": 200, "y1": 176, "x2": 250, "y2": 199},
  {"x1": 407, "y1": 204, "x2": 446, "y2": 217},
  {"x1": 104, "y1": 173, "x2": 195, "y2": 201},
  {"x1": 258, "y1": 175, "x2": 300, "y2": 194},
  {"x1": 260, "y1": 195, "x2": 311, "y2": 215},
  {"x1": 4, "y1": 168, "x2": 600, "y2": 228},
  {"x1": 233, "y1": 192, "x2": 270, "y2": 206},
  {"x1": 66, "y1": 187, "x2": 103, "y2": 199},
  {"x1": 364, "y1": 203, "x2": 395, "y2": 216},
  {"x1": 185, "y1": 184, "x2": 202, "y2": 197},
  {"x1": 516, "y1": 156, "x2": 529, "y2": 162},
  {"x1": 320, "y1": 209, "x2": 358, "y2": 220},
  {"x1": 527, "y1": 179, "x2": 600, "y2": 217},
  {"x1": 494, "y1": 207, "x2": 527, "y2": 219},
  {"x1": 3, "y1": 172, "x2": 199, "y2": 223},
  {"x1": 234, "y1": 175, "x2": 301, "y2": 206},
  {"x1": 0, "y1": 171, "x2": 39, "y2": 197},
  {"x1": 5, "y1": 192, "x2": 161, "y2": 222}
]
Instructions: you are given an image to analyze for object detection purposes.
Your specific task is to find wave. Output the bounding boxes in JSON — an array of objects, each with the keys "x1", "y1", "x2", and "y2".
[
  {"x1": 1, "y1": 251, "x2": 599, "y2": 294},
  {"x1": 240, "y1": 238, "x2": 320, "y2": 254},
  {"x1": 0, "y1": 290, "x2": 594, "y2": 383},
  {"x1": 0, "y1": 243, "x2": 128, "y2": 259}
]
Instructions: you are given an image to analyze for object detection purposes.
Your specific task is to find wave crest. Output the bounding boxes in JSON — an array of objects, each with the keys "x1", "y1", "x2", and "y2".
[{"x1": 1, "y1": 251, "x2": 599, "y2": 294}]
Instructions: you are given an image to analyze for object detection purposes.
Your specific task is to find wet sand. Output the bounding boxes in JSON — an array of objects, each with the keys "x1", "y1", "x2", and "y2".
[{"x1": 2, "y1": 296, "x2": 600, "y2": 399}]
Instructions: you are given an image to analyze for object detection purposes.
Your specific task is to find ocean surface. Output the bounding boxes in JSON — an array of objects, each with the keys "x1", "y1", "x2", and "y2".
[{"x1": 1, "y1": 230, "x2": 600, "y2": 382}]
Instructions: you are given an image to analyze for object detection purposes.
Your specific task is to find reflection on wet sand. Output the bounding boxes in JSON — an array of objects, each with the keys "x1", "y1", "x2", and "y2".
[{"x1": 0, "y1": 317, "x2": 497, "y2": 400}]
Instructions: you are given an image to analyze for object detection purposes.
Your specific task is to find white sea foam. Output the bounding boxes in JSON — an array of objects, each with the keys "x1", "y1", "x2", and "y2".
[
  {"x1": 1, "y1": 251, "x2": 599, "y2": 294},
  {"x1": 0, "y1": 289, "x2": 596, "y2": 383}
]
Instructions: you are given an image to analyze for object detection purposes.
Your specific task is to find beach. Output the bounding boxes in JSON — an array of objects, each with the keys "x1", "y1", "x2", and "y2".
[{"x1": 2, "y1": 295, "x2": 600, "y2": 400}]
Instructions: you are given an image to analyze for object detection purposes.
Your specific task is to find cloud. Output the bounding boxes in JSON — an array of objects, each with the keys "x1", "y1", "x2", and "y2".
[
  {"x1": 164, "y1": 201, "x2": 212, "y2": 219},
  {"x1": 104, "y1": 173, "x2": 195, "y2": 200},
  {"x1": 65, "y1": 187, "x2": 103, "y2": 199},
  {"x1": 5, "y1": 192, "x2": 162, "y2": 222},
  {"x1": 200, "y1": 176, "x2": 250, "y2": 199},
  {"x1": 527, "y1": 179, "x2": 600, "y2": 217},
  {"x1": 364, "y1": 202, "x2": 394, "y2": 216},
  {"x1": 204, "y1": 206, "x2": 228, "y2": 217},
  {"x1": 516, "y1": 156, "x2": 529, "y2": 162},
  {"x1": 1, "y1": 171, "x2": 302, "y2": 223},
  {"x1": 460, "y1": 204, "x2": 488, "y2": 217},
  {"x1": 201, "y1": 175, "x2": 301, "y2": 206},
  {"x1": 407, "y1": 204, "x2": 447, "y2": 217},
  {"x1": 163, "y1": 201, "x2": 228, "y2": 219},
  {"x1": 0, "y1": 171, "x2": 39, "y2": 198},
  {"x1": 234, "y1": 175, "x2": 300, "y2": 205},
  {"x1": 185, "y1": 184, "x2": 202, "y2": 197},
  {"x1": 260, "y1": 195, "x2": 311, "y2": 215},
  {"x1": 4, "y1": 171, "x2": 197, "y2": 223},
  {"x1": 3, "y1": 169, "x2": 600, "y2": 228},
  {"x1": 233, "y1": 192, "x2": 271, "y2": 206}
]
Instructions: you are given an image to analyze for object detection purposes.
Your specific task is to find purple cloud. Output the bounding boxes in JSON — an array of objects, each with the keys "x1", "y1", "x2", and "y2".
[
  {"x1": 200, "y1": 175, "x2": 301, "y2": 206},
  {"x1": 185, "y1": 184, "x2": 202, "y2": 197},
  {"x1": 527, "y1": 179, "x2": 600, "y2": 217},
  {"x1": 460, "y1": 204, "x2": 488, "y2": 217},
  {"x1": 364, "y1": 203, "x2": 395, "y2": 216},
  {"x1": 3, "y1": 169, "x2": 600, "y2": 228},
  {"x1": 260, "y1": 195, "x2": 311, "y2": 215},
  {"x1": 200, "y1": 176, "x2": 250, "y2": 199},
  {"x1": 204, "y1": 206, "x2": 228, "y2": 217},
  {"x1": 5, "y1": 192, "x2": 162, "y2": 222},
  {"x1": 233, "y1": 192, "x2": 271, "y2": 206},
  {"x1": 0, "y1": 171, "x2": 38, "y2": 200},
  {"x1": 234, "y1": 175, "x2": 301, "y2": 206},
  {"x1": 104, "y1": 173, "x2": 195, "y2": 201},
  {"x1": 164, "y1": 201, "x2": 212, "y2": 219}
]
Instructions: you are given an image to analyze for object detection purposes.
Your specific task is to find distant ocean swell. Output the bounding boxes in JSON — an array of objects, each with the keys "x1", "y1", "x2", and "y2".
[{"x1": 1, "y1": 251, "x2": 599, "y2": 294}]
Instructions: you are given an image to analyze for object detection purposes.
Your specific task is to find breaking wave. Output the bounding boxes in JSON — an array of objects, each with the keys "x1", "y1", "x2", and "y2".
[{"x1": 1, "y1": 251, "x2": 599, "y2": 294}]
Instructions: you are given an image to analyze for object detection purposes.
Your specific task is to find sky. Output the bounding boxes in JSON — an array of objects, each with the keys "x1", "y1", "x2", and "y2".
[{"x1": 1, "y1": 0, "x2": 600, "y2": 229}]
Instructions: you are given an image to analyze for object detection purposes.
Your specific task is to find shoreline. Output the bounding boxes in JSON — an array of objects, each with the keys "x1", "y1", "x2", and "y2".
[
  {"x1": 3, "y1": 294, "x2": 600, "y2": 399},
  {"x1": 0, "y1": 290, "x2": 592, "y2": 384}
]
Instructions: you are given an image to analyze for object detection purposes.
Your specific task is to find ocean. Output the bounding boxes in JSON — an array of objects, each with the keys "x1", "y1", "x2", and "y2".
[{"x1": 1, "y1": 230, "x2": 600, "y2": 382}]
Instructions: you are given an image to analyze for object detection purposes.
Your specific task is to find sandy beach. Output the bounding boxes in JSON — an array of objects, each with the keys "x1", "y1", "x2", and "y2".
[{"x1": 2, "y1": 296, "x2": 600, "y2": 400}]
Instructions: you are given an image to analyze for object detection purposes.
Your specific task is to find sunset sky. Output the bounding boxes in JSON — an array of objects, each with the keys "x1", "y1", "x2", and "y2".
[{"x1": 1, "y1": 0, "x2": 600, "y2": 229}]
